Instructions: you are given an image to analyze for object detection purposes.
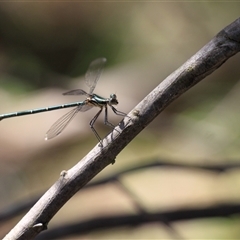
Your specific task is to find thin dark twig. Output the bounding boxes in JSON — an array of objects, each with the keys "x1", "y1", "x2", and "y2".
[
  {"x1": 35, "y1": 203, "x2": 240, "y2": 240},
  {"x1": 3, "y1": 18, "x2": 240, "y2": 240}
]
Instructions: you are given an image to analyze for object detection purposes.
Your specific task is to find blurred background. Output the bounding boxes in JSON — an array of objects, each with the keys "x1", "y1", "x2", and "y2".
[{"x1": 1, "y1": 2, "x2": 240, "y2": 239}]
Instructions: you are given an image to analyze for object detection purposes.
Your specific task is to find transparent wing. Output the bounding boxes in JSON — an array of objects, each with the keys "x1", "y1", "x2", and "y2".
[
  {"x1": 85, "y1": 58, "x2": 107, "y2": 95},
  {"x1": 45, "y1": 107, "x2": 80, "y2": 140},
  {"x1": 63, "y1": 89, "x2": 90, "y2": 96},
  {"x1": 45, "y1": 104, "x2": 94, "y2": 140},
  {"x1": 78, "y1": 104, "x2": 93, "y2": 112}
]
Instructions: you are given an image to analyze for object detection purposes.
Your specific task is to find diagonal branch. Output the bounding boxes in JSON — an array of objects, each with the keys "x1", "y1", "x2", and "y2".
[{"x1": 4, "y1": 17, "x2": 240, "y2": 240}]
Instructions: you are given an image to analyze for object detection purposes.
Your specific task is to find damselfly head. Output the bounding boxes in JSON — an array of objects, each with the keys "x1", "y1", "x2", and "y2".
[{"x1": 109, "y1": 94, "x2": 118, "y2": 105}]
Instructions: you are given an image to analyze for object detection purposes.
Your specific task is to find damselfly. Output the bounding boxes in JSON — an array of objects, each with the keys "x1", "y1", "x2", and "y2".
[{"x1": 0, "y1": 58, "x2": 127, "y2": 145}]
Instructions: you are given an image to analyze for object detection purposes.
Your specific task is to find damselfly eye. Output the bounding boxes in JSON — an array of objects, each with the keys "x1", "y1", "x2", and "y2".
[{"x1": 110, "y1": 94, "x2": 117, "y2": 99}]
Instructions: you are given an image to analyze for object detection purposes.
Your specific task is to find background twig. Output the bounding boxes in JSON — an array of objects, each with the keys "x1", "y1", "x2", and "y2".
[
  {"x1": 35, "y1": 203, "x2": 240, "y2": 240},
  {"x1": 1, "y1": 157, "x2": 240, "y2": 224}
]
